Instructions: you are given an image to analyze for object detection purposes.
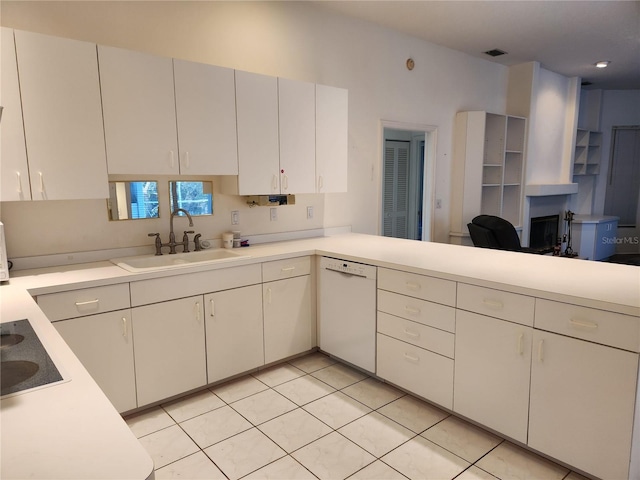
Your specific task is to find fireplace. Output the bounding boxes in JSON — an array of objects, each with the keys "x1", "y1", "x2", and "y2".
[{"x1": 529, "y1": 215, "x2": 560, "y2": 254}]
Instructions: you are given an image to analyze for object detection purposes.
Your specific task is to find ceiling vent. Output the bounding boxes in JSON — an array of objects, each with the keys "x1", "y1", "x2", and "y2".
[
  {"x1": 581, "y1": 81, "x2": 593, "y2": 87},
  {"x1": 484, "y1": 49, "x2": 507, "y2": 57}
]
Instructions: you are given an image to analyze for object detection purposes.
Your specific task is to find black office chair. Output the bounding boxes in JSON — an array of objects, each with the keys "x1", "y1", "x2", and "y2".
[{"x1": 467, "y1": 215, "x2": 537, "y2": 253}]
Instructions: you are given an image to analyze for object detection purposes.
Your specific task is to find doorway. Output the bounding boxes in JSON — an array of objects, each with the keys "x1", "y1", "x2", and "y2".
[{"x1": 381, "y1": 122, "x2": 436, "y2": 241}]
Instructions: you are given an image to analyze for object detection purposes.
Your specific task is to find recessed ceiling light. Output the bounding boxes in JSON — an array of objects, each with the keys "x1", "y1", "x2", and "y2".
[{"x1": 595, "y1": 61, "x2": 610, "y2": 68}]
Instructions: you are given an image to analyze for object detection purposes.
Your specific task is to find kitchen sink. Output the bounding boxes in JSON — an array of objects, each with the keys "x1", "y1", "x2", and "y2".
[{"x1": 110, "y1": 248, "x2": 250, "y2": 272}]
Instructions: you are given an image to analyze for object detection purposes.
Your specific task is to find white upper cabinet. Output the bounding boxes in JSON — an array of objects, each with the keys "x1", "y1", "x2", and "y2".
[
  {"x1": 316, "y1": 84, "x2": 348, "y2": 193},
  {"x1": 173, "y1": 59, "x2": 238, "y2": 175},
  {"x1": 278, "y1": 78, "x2": 316, "y2": 194},
  {"x1": 14, "y1": 30, "x2": 108, "y2": 200},
  {"x1": 99, "y1": 45, "x2": 178, "y2": 175},
  {"x1": 0, "y1": 28, "x2": 30, "y2": 201},
  {"x1": 235, "y1": 70, "x2": 280, "y2": 195}
]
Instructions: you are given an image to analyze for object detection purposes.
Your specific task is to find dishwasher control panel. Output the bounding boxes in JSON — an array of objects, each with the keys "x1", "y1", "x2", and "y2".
[{"x1": 321, "y1": 257, "x2": 377, "y2": 279}]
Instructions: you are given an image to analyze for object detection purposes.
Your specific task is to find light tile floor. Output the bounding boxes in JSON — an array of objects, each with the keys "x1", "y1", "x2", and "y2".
[{"x1": 125, "y1": 352, "x2": 589, "y2": 480}]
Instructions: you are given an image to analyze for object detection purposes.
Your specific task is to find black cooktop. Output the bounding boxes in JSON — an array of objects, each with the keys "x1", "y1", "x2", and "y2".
[{"x1": 1, "y1": 319, "x2": 64, "y2": 397}]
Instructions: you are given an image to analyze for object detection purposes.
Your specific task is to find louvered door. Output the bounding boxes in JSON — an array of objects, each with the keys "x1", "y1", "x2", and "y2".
[{"x1": 383, "y1": 140, "x2": 410, "y2": 238}]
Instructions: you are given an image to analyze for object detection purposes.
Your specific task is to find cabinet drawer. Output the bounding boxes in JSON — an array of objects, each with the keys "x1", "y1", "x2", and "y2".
[
  {"x1": 378, "y1": 268, "x2": 456, "y2": 306},
  {"x1": 130, "y1": 263, "x2": 261, "y2": 306},
  {"x1": 457, "y1": 283, "x2": 534, "y2": 326},
  {"x1": 262, "y1": 256, "x2": 311, "y2": 282},
  {"x1": 377, "y1": 333, "x2": 453, "y2": 409},
  {"x1": 535, "y1": 299, "x2": 640, "y2": 352},
  {"x1": 377, "y1": 312, "x2": 454, "y2": 358},
  {"x1": 38, "y1": 283, "x2": 130, "y2": 321},
  {"x1": 377, "y1": 290, "x2": 455, "y2": 333}
]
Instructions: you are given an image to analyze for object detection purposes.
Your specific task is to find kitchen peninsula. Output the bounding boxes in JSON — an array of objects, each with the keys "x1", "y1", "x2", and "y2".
[{"x1": 2, "y1": 233, "x2": 639, "y2": 480}]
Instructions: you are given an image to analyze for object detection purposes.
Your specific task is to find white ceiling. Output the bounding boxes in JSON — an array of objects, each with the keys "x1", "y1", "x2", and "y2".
[{"x1": 312, "y1": 1, "x2": 640, "y2": 90}]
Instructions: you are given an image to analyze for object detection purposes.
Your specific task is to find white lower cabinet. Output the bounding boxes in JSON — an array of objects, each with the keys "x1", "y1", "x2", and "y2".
[
  {"x1": 263, "y1": 275, "x2": 312, "y2": 364},
  {"x1": 54, "y1": 310, "x2": 137, "y2": 413},
  {"x1": 453, "y1": 310, "x2": 532, "y2": 443},
  {"x1": 204, "y1": 285, "x2": 264, "y2": 383},
  {"x1": 131, "y1": 296, "x2": 206, "y2": 406},
  {"x1": 377, "y1": 333, "x2": 454, "y2": 409},
  {"x1": 528, "y1": 330, "x2": 638, "y2": 480}
]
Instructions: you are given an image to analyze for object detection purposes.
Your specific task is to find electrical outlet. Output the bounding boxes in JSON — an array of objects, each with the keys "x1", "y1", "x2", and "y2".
[
  {"x1": 436, "y1": 199, "x2": 442, "y2": 209},
  {"x1": 231, "y1": 210, "x2": 239, "y2": 225},
  {"x1": 270, "y1": 207, "x2": 277, "y2": 221},
  {"x1": 307, "y1": 206, "x2": 314, "y2": 219}
]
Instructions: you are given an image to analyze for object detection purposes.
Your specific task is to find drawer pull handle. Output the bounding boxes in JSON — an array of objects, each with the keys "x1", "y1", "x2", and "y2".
[
  {"x1": 482, "y1": 299, "x2": 504, "y2": 310},
  {"x1": 210, "y1": 299, "x2": 215, "y2": 317},
  {"x1": 281, "y1": 266, "x2": 296, "y2": 272},
  {"x1": 16, "y1": 172, "x2": 22, "y2": 194},
  {"x1": 403, "y1": 352, "x2": 420, "y2": 363},
  {"x1": 170, "y1": 150, "x2": 176, "y2": 169},
  {"x1": 404, "y1": 306, "x2": 421, "y2": 315},
  {"x1": 195, "y1": 301, "x2": 201, "y2": 321},
  {"x1": 518, "y1": 333, "x2": 524, "y2": 355},
  {"x1": 318, "y1": 175, "x2": 324, "y2": 191},
  {"x1": 75, "y1": 299, "x2": 99, "y2": 307},
  {"x1": 272, "y1": 174, "x2": 278, "y2": 191},
  {"x1": 538, "y1": 339, "x2": 544, "y2": 363},
  {"x1": 405, "y1": 281, "x2": 421, "y2": 290},
  {"x1": 266, "y1": 287, "x2": 272, "y2": 305},
  {"x1": 569, "y1": 318, "x2": 598, "y2": 329},
  {"x1": 403, "y1": 328, "x2": 420, "y2": 338},
  {"x1": 122, "y1": 317, "x2": 127, "y2": 337}
]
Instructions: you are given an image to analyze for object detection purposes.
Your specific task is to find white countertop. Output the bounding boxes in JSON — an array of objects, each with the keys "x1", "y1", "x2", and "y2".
[
  {"x1": 2, "y1": 233, "x2": 638, "y2": 479},
  {"x1": 9, "y1": 233, "x2": 640, "y2": 315},
  {"x1": 0, "y1": 286, "x2": 154, "y2": 480}
]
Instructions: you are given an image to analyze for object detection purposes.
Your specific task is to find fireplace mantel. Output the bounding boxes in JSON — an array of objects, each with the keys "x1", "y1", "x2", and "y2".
[{"x1": 525, "y1": 183, "x2": 579, "y2": 196}]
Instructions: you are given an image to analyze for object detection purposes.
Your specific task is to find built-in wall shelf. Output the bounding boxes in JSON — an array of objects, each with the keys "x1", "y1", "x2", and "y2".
[
  {"x1": 573, "y1": 129, "x2": 602, "y2": 176},
  {"x1": 525, "y1": 183, "x2": 579, "y2": 196},
  {"x1": 450, "y1": 111, "x2": 527, "y2": 245}
]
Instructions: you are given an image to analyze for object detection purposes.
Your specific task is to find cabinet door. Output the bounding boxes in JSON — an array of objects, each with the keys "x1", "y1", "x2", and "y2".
[
  {"x1": 263, "y1": 275, "x2": 312, "y2": 364},
  {"x1": 235, "y1": 70, "x2": 280, "y2": 195},
  {"x1": 316, "y1": 84, "x2": 348, "y2": 193},
  {"x1": 99, "y1": 45, "x2": 178, "y2": 175},
  {"x1": 204, "y1": 285, "x2": 264, "y2": 383},
  {"x1": 173, "y1": 59, "x2": 238, "y2": 175},
  {"x1": 54, "y1": 311, "x2": 137, "y2": 413},
  {"x1": 132, "y1": 296, "x2": 206, "y2": 406},
  {"x1": 0, "y1": 28, "x2": 30, "y2": 201},
  {"x1": 529, "y1": 330, "x2": 638, "y2": 480},
  {"x1": 278, "y1": 78, "x2": 316, "y2": 194},
  {"x1": 454, "y1": 310, "x2": 532, "y2": 443},
  {"x1": 14, "y1": 30, "x2": 108, "y2": 200}
]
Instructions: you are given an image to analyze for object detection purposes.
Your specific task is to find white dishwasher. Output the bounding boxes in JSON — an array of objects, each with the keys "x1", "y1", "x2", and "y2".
[{"x1": 319, "y1": 257, "x2": 377, "y2": 373}]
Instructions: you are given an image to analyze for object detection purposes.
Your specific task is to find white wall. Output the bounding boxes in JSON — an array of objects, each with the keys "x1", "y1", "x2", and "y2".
[{"x1": 0, "y1": 1, "x2": 507, "y2": 259}]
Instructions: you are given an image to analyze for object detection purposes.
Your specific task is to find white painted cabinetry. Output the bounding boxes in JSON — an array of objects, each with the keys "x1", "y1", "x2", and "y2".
[
  {"x1": 316, "y1": 84, "x2": 348, "y2": 193},
  {"x1": 13, "y1": 29, "x2": 108, "y2": 200},
  {"x1": 173, "y1": 59, "x2": 238, "y2": 175},
  {"x1": 262, "y1": 257, "x2": 313, "y2": 364},
  {"x1": 132, "y1": 295, "x2": 206, "y2": 406},
  {"x1": 204, "y1": 284, "x2": 264, "y2": 383},
  {"x1": 99, "y1": 45, "x2": 178, "y2": 175},
  {"x1": 235, "y1": 70, "x2": 281, "y2": 195},
  {"x1": 0, "y1": 28, "x2": 30, "y2": 201},
  {"x1": 37, "y1": 284, "x2": 136, "y2": 413},
  {"x1": 454, "y1": 310, "x2": 532, "y2": 443},
  {"x1": 278, "y1": 77, "x2": 316, "y2": 194},
  {"x1": 376, "y1": 268, "x2": 457, "y2": 409},
  {"x1": 454, "y1": 284, "x2": 535, "y2": 443},
  {"x1": 528, "y1": 301, "x2": 639, "y2": 480}
]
